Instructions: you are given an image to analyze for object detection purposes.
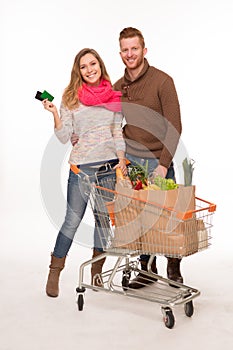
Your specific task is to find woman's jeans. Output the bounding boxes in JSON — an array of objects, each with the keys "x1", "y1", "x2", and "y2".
[
  {"x1": 126, "y1": 153, "x2": 176, "y2": 263},
  {"x1": 53, "y1": 164, "x2": 116, "y2": 258}
]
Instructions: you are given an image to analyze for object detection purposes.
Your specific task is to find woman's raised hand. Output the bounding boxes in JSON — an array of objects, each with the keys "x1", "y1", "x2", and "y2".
[{"x1": 42, "y1": 99, "x2": 57, "y2": 113}]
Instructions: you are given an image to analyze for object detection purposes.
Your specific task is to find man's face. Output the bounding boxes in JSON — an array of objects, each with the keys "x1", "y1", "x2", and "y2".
[{"x1": 119, "y1": 36, "x2": 147, "y2": 70}]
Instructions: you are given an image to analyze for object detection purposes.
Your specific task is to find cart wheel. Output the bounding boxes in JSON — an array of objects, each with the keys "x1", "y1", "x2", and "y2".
[
  {"x1": 122, "y1": 271, "x2": 131, "y2": 291},
  {"x1": 184, "y1": 300, "x2": 194, "y2": 317},
  {"x1": 77, "y1": 294, "x2": 84, "y2": 311},
  {"x1": 162, "y1": 307, "x2": 175, "y2": 329},
  {"x1": 122, "y1": 276, "x2": 129, "y2": 291}
]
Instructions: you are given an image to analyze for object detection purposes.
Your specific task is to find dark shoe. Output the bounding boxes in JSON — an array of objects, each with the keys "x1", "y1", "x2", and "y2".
[
  {"x1": 167, "y1": 258, "x2": 183, "y2": 286},
  {"x1": 128, "y1": 259, "x2": 158, "y2": 289}
]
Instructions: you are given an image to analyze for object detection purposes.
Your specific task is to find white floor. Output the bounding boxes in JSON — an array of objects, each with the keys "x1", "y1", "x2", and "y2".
[{"x1": 1, "y1": 207, "x2": 233, "y2": 350}]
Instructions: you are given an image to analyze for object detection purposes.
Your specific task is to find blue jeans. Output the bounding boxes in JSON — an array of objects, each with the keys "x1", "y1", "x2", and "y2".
[
  {"x1": 126, "y1": 153, "x2": 175, "y2": 263},
  {"x1": 53, "y1": 163, "x2": 116, "y2": 258}
]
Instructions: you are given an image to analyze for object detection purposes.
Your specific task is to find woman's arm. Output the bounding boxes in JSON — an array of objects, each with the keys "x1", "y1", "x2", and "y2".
[
  {"x1": 42, "y1": 99, "x2": 62, "y2": 130},
  {"x1": 111, "y1": 112, "x2": 127, "y2": 175},
  {"x1": 43, "y1": 100, "x2": 74, "y2": 144},
  {"x1": 115, "y1": 150, "x2": 127, "y2": 176}
]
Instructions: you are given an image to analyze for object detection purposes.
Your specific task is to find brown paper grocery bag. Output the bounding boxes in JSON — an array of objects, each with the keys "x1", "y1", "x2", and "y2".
[
  {"x1": 139, "y1": 185, "x2": 195, "y2": 233},
  {"x1": 139, "y1": 185, "x2": 196, "y2": 213},
  {"x1": 112, "y1": 184, "x2": 143, "y2": 250},
  {"x1": 139, "y1": 186, "x2": 198, "y2": 256},
  {"x1": 112, "y1": 182, "x2": 199, "y2": 255},
  {"x1": 197, "y1": 219, "x2": 209, "y2": 250},
  {"x1": 140, "y1": 218, "x2": 199, "y2": 256}
]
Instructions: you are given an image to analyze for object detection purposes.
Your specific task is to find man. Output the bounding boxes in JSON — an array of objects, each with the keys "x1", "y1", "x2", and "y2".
[{"x1": 113, "y1": 27, "x2": 183, "y2": 289}]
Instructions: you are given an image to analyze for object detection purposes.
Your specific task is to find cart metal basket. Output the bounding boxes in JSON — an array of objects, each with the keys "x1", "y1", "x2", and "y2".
[{"x1": 76, "y1": 171, "x2": 216, "y2": 329}]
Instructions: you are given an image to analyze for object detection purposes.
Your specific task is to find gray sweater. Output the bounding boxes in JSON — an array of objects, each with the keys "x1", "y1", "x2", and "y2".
[{"x1": 55, "y1": 103, "x2": 125, "y2": 165}]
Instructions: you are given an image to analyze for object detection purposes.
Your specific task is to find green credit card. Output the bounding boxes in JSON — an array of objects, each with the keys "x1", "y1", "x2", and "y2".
[{"x1": 40, "y1": 90, "x2": 54, "y2": 102}]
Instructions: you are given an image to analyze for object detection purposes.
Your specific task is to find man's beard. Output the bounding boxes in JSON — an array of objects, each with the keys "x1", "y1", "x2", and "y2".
[{"x1": 124, "y1": 54, "x2": 144, "y2": 70}]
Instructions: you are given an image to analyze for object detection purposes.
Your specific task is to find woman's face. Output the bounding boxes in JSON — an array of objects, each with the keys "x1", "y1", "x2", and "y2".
[{"x1": 79, "y1": 53, "x2": 102, "y2": 86}]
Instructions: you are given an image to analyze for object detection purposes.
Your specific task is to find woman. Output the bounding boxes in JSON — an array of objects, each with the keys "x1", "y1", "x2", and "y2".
[{"x1": 42, "y1": 48, "x2": 127, "y2": 297}]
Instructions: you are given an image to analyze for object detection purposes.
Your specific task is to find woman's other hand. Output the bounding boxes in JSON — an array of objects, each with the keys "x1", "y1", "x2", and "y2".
[{"x1": 115, "y1": 158, "x2": 128, "y2": 176}]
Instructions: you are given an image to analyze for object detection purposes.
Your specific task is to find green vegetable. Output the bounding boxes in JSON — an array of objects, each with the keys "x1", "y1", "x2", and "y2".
[{"x1": 153, "y1": 176, "x2": 178, "y2": 190}]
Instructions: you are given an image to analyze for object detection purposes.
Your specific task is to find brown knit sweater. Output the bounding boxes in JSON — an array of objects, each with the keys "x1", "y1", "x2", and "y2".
[{"x1": 113, "y1": 59, "x2": 182, "y2": 168}]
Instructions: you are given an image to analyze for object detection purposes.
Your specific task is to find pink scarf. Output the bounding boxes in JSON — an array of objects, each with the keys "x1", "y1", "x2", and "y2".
[{"x1": 78, "y1": 79, "x2": 122, "y2": 112}]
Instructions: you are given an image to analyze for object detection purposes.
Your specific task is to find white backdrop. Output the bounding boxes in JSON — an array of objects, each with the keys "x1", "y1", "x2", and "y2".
[
  {"x1": 1, "y1": 0, "x2": 232, "y2": 254},
  {"x1": 1, "y1": 1, "x2": 233, "y2": 349}
]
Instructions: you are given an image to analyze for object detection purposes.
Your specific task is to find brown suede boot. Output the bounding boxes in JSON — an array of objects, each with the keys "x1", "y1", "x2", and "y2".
[
  {"x1": 167, "y1": 257, "x2": 183, "y2": 284},
  {"x1": 46, "y1": 254, "x2": 66, "y2": 297},
  {"x1": 128, "y1": 259, "x2": 158, "y2": 289},
  {"x1": 91, "y1": 249, "x2": 106, "y2": 288}
]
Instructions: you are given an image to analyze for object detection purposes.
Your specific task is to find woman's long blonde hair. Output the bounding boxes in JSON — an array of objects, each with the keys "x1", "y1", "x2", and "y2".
[{"x1": 62, "y1": 48, "x2": 111, "y2": 110}]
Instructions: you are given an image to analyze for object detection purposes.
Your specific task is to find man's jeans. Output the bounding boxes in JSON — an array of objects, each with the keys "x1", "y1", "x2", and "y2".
[
  {"x1": 53, "y1": 164, "x2": 116, "y2": 258},
  {"x1": 126, "y1": 153, "x2": 175, "y2": 262}
]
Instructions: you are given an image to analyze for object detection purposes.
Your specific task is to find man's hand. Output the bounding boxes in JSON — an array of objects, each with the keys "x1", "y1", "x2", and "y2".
[
  {"x1": 153, "y1": 164, "x2": 167, "y2": 178},
  {"x1": 71, "y1": 133, "x2": 79, "y2": 146}
]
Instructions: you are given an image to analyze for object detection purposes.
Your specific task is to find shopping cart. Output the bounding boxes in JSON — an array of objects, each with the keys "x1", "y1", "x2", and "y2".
[{"x1": 75, "y1": 170, "x2": 216, "y2": 329}]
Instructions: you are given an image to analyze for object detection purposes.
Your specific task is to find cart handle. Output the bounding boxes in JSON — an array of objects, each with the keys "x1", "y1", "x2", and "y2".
[{"x1": 176, "y1": 197, "x2": 216, "y2": 220}]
